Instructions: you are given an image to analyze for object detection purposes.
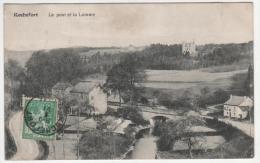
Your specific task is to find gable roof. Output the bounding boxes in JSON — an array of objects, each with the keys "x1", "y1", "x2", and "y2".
[
  {"x1": 224, "y1": 95, "x2": 251, "y2": 106},
  {"x1": 52, "y1": 82, "x2": 72, "y2": 90},
  {"x1": 70, "y1": 81, "x2": 98, "y2": 94}
]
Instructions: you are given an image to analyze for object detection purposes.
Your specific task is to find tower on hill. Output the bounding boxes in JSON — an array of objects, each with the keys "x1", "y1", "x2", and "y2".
[{"x1": 182, "y1": 41, "x2": 197, "y2": 57}]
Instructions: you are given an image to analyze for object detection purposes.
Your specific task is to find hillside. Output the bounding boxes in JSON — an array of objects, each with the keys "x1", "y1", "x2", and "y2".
[
  {"x1": 5, "y1": 45, "x2": 145, "y2": 68},
  {"x1": 5, "y1": 49, "x2": 34, "y2": 67},
  {"x1": 5, "y1": 41, "x2": 253, "y2": 72}
]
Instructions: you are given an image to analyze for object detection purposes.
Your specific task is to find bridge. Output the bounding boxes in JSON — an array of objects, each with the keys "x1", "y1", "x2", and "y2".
[
  {"x1": 108, "y1": 102, "x2": 182, "y2": 122},
  {"x1": 139, "y1": 106, "x2": 182, "y2": 121}
]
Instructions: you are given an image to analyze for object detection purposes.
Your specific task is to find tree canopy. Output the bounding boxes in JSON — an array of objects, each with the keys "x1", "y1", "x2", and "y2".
[
  {"x1": 24, "y1": 49, "x2": 84, "y2": 97},
  {"x1": 155, "y1": 116, "x2": 206, "y2": 158},
  {"x1": 79, "y1": 130, "x2": 132, "y2": 159},
  {"x1": 105, "y1": 53, "x2": 146, "y2": 104}
]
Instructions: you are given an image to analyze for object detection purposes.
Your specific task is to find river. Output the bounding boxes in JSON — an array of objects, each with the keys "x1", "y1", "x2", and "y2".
[
  {"x1": 131, "y1": 135, "x2": 157, "y2": 159},
  {"x1": 125, "y1": 126, "x2": 158, "y2": 159},
  {"x1": 128, "y1": 118, "x2": 229, "y2": 159}
]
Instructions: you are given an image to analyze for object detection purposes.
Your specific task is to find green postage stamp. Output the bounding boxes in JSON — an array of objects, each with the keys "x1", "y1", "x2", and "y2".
[{"x1": 22, "y1": 96, "x2": 58, "y2": 140}]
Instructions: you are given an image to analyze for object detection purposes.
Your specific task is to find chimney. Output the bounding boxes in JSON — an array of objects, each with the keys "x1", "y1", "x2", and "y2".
[{"x1": 230, "y1": 94, "x2": 232, "y2": 99}]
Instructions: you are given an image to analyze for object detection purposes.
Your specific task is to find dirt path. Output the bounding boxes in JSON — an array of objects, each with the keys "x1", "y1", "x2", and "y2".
[{"x1": 9, "y1": 111, "x2": 40, "y2": 160}]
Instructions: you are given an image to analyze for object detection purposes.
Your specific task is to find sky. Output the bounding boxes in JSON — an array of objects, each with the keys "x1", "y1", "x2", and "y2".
[{"x1": 4, "y1": 3, "x2": 253, "y2": 51}]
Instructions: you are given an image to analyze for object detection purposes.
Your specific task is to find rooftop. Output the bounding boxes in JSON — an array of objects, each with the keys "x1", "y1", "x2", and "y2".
[
  {"x1": 70, "y1": 81, "x2": 98, "y2": 94},
  {"x1": 224, "y1": 95, "x2": 249, "y2": 106},
  {"x1": 52, "y1": 82, "x2": 72, "y2": 90}
]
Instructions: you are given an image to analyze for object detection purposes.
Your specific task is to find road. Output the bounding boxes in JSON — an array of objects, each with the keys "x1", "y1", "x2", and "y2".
[
  {"x1": 218, "y1": 118, "x2": 254, "y2": 138},
  {"x1": 9, "y1": 111, "x2": 40, "y2": 160},
  {"x1": 201, "y1": 104, "x2": 254, "y2": 138},
  {"x1": 201, "y1": 115, "x2": 254, "y2": 138}
]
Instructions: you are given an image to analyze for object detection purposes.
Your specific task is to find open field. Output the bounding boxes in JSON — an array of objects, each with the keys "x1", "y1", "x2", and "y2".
[
  {"x1": 86, "y1": 69, "x2": 247, "y2": 91},
  {"x1": 85, "y1": 69, "x2": 248, "y2": 101},
  {"x1": 144, "y1": 69, "x2": 247, "y2": 88},
  {"x1": 141, "y1": 69, "x2": 247, "y2": 98}
]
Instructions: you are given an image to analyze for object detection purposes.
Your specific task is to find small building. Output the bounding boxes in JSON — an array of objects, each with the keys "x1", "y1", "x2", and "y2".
[
  {"x1": 107, "y1": 91, "x2": 124, "y2": 103},
  {"x1": 223, "y1": 95, "x2": 253, "y2": 119},
  {"x1": 70, "y1": 81, "x2": 107, "y2": 114},
  {"x1": 51, "y1": 82, "x2": 73, "y2": 99},
  {"x1": 182, "y1": 41, "x2": 197, "y2": 57}
]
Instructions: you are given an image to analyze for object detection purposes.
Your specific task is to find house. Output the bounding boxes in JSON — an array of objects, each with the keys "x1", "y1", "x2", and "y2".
[
  {"x1": 107, "y1": 91, "x2": 124, "y2": 104},
  {"x1": 102, "y1": 116, "x2": 133, "y2": 135},
  {"x1": 70, "y1": 81, "x2": 107, "y2": 114},
  {"x1": 51, "y1": 82, "x2": 72, "y2": 99},
  {"x1": 223, "y1": 95, "x2": 253, "y2": 119},
  {"x1": 182, "y1": 41, "x2": 197, "y2": 57}
]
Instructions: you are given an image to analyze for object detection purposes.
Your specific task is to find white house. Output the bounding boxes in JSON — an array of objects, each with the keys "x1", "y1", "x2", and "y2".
[
  {"x1": 182, "y1": 41, "x2": 197, "y2": 57},
  {"x1": 223, "y1": 95, "x2": 253, "y2": 119},
  {"x1": 88, "y1": 85, "x2": 107, "y2": 114},
  {"x1": 70, "y1": 81, "x2": 107, "y2": 114}
]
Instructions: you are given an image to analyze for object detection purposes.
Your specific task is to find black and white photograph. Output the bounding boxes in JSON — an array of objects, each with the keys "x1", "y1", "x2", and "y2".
[{"x1": 3, "y1": 2, "x2": 255, "y2": 160}]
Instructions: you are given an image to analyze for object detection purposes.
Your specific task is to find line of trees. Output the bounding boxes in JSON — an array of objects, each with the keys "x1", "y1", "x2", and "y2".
[
  {"x1": 82, "y1": 41, "x2": 253, "y2": 72},
  {"x1": 5, "y1": 49, "x2": 86, "y2": 99}
]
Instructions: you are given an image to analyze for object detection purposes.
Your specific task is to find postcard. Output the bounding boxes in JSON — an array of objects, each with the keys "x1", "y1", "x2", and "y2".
[{"x1": 4, "y1": 3, "x2": 254, "y2": 160}]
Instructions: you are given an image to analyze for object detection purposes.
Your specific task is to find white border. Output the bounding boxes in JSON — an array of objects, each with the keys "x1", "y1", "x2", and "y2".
[{"x1": 0, "y1": 1, "x2": 259, "y2": 163}]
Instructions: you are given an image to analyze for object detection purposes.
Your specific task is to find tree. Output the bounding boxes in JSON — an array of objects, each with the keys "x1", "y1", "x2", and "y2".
[
  {"x1": 200, "y1": 87, "x2": 210, "y2": 96},
  {"x1": 244, "y1": 64, "x2": 254, "y2": 123},
  {"x1": 5, "y1": 59, "x2": 26, "y2": 110},
  {"x1": 105, "y1": 53, "x2": 146, "y2": 105},
  {"x1": 24, "y1": 49, "x2": 84, "y2": 97},
  {"x1": 212, "y1": 89, "x2": 229, "y2": 104},
  {"x1": 117, "y1": 106, "x2": 149, "y2": 125},
  {"x1": 78, "y1": 130, "x2": 132, "y2": 159},
  {"x1": 244, "y1": 64, "x2": 253, "y2": 97},
  {"x1": 173, "y1": 116, "x2": 206, "y2": 158},
  {"x1": 5, "y1": 59, "x2": 25, "y2": 81},
  {"x1": 105, "y1": 64, "x2": 127, "y2": 105},
  {"x1": 156, "y1": 116, "x2": 206, "y2": 158}
]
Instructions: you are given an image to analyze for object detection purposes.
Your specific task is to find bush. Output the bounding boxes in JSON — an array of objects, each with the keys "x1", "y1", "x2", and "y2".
[
  {"x1": 104, "y1": 107, "x2": 119, "y2": 117},
  {"x1": 157, "y1": 134, "x2": 175, "y2": 151},
  {"x1": 140, "y1": 97, "x2": 149, "y2": 105},
  {"x1": 196, "y1": 88, "x2": 229, "y2": 108},
  {"x1": 117, "y1": 106, "x2": 149, "y2": 125},
  {"x1": 79, "y1": 130, "x2": 133, "y2": 159},
  {"x1": 152, "y1": 121, "x2": 167, "y2": 137},
  {"x1": 5, "y1": 127, "x2": 17, "y2": 159},
  {"x1": 36, "y1": 141, "x2": 49, "y2": 160}
]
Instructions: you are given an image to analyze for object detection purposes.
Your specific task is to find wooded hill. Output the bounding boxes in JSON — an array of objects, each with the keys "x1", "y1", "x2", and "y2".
[
  {"x1": 83, "y1": 41, "x2": 253, "y2": 72},
  {"x1": 5, "y1": 41, "x2": 253, "y2": 72}
]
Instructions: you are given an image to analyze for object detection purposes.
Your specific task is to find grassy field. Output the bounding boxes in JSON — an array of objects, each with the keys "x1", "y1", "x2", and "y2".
[
  {"x1": 142, "y1": 68, "x2": 247, "y2": 102},
  {"x1": 144, "y1": 69, "x2": 246, "y2": 86},
  {"x1": 82, "y1": 67, "x2": 248, "y2": 102}
]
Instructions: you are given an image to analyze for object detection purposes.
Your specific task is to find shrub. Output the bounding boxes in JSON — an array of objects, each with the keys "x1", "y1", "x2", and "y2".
[
  {"x1": 5, "y1": 127, "x2": 17, "y2": 159},
  {"x1": 157, "y1": 134, "x2": 175, "y2": 151},
  {"x1": 117, "y1": 106, "x2": 149, "y2": 125},
  {"x1": 79, "y1": 130, "x2": 133, "y2": 159},
  {"x1": 152, "y1": 121, "x2": 167, "y2": 137}
]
